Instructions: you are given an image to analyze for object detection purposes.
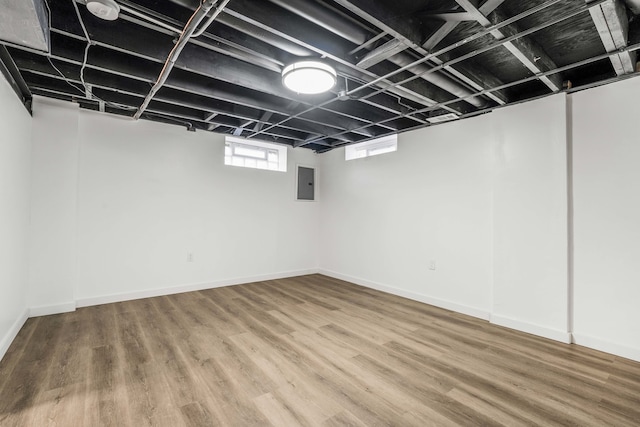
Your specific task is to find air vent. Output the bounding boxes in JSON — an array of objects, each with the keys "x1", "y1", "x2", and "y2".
[
  {"x1": 427, "y1": 113, "x2": 460, "y2": 124},
  {"x1": 0, "y1": 0, "x2": 49, "y2": 52}
]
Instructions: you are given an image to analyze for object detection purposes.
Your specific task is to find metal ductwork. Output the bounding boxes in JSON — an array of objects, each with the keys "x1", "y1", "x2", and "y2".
[
  {"x1": 265, "y1": 0, "x2": 487, "y2": 108},
  {"x1": 0, "y1": 0, "x2": 50, "y2": 52}
]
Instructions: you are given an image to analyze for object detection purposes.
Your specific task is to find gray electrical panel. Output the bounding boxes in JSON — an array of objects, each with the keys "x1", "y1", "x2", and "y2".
[{"x1": 297, "y1": 166, "x2": 315, "y2": 201}]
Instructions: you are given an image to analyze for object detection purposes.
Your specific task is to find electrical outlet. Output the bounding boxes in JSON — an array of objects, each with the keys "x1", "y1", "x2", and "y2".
[
  {"x1": 187, "y1": 252, "x2": 194, "y2": 262},
  {"x1": 429, "y1": 260, "x2": 436, "y2": 270}
]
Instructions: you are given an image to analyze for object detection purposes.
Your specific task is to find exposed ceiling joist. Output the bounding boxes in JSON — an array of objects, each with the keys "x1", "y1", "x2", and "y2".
[
  {"x1": 331, "y1": 0, "x2": 508, "y2": 106},
  {"x1": 588, "y1": 0, "x2": 637, "y2": 75},
  {"x1": 421, "y1": 0, "x2": 508, "y2": 105},
  {"x1": 253, "y1": 111, "x2": 273, "y2": 133},
  {"x1": 0, "y1": 0, "x2": 630, "y2": 152},
  {"x1": 331, "y1": 0, "x2": 500, "y2": 108},
  {"x1": 15, "y1": 43, "x2": 360, "y2": 140},
  {"x1": 220, "y1": 0, "x2": 466, "y2": 115},
  {"x1": 453, "y1": 0, "x2": 563, "y2": 92},
  {"x1": 426, "y1": 11, "x2": 477, "y2": 22},
  {"x1": 423, "y1": 21, "x2": 459, "y2": 51},
  {"x1": 0, "y1": 46, "x2": 32, "y2": 112},
  {"x1": 52, "y1": 6, "x2": 407, "y2": 134},
  {"x1": 356, "y1": 39, "x2": 408, "y2": 69},
  {"x1": 300, "y1": 0, "x2": 621, "y2": 147}
]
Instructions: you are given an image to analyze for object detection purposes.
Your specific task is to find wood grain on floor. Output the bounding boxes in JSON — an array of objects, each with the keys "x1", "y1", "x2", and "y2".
[{"x1": 0, "y1": 274, "x2": 639, "y2": 426}]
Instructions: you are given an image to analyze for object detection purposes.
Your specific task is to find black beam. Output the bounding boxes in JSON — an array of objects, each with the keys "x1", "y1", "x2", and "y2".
[
  {"x1": 0, "y1": 46, "x2": 32, "y2": 113},
  {"x1": 220, "y1": 0, "x2": 462, "y2": 115},
  {"x1": 331, "y1": 0, "x2": 507, "y2": 106},
  {"x1": 9, "y1": 38, "x2": 365, "y2": 141},
  {"x1": 48, "y1": 23, "x2": 382, "y2": 137}
]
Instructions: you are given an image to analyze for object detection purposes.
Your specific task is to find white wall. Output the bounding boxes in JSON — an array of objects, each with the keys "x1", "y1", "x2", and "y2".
[
  {"x1": 571, "y1": 77, "x2": 640, "y2": 361},
  {"x1": 319, "y1": 114, "x2": 494, "y2": 319},
  {"x1": 28, "y1": 98, "x2": 79, "y2": 315},
  {"x1": 0, "y1": 74, "x2": 32, "y2": 360},
  {"x1": 28, "y1": 101, "x2": 319, "y2": 308},
  {"x1": 319, "y1": 95, "x2": 571, "y2": 342},
  {"x1": 491, "y1": 95, "x2": 570, "y2": 342},
  {"x1": 10, "y1": 77, "x2": 640, "y2": 364}
]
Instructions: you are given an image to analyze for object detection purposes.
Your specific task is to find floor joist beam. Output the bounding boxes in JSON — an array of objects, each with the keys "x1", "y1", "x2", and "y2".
[
  {"x1": 453, "y1": 0, "x2": 563, "y2": 92},
  {"x1": 588, "y1": 0, "x2": 636, "y2": 75},
  {"x1": 334, "y1": 0, "x2": 507, "y2": 106}
]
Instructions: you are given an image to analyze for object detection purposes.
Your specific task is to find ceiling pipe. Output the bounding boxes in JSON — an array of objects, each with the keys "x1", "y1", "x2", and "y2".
[
  {"x1": 249, "y1": 0, "x2": 603, "y2": 140},
  {"x1": 161, "y1": 0, "x2": 456, "y2": 116},
  {"x1": 302, "y1": 14, "x2": 639, "y2": 147},
  {"x1": 133, "y1": 0, "x2": 230, "y2": 120},
  {"x1": 266, "y1": 0, "x2": 487, "y2": 108},
  {"x1": 267, "y1": 0, "x2": 370, "y2": 46},
  {"x1": 118, "y1": 3, "x2": 183, "y2": 34},
  {"x1": 76, "y1": 0, "x2": 184, "y2": 34},
  {"x1": 215, "y1": 11, "x2": 444, "y2": 115}
]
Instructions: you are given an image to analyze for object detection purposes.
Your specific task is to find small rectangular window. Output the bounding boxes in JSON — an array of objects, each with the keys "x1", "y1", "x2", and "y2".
[
  {"x1": 345, "y1": 134, "x2": 397, "y2": 161},
  {"x1": 224, "y1": 136, "x2": 287, "y2": 172}
]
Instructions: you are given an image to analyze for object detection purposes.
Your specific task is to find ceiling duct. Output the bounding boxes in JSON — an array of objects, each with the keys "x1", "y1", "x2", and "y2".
[{"x1": 0, "y1": 0, "x2": 50, "y2": 52}]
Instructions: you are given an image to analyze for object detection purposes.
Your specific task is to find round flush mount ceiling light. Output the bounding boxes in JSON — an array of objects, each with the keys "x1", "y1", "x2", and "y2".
[
  {"x1": 86, "y1": 0, "x2": 121, "y2": 21},
  {"x1": 282, "y1": 61, "x2": 337, "y2": 94}
]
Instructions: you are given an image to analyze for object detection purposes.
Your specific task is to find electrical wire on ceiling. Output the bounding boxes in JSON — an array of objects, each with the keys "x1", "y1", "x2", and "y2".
[
  {"x1": 70, "y1": 0, "x2": 94, "y2": 96},
  {"x1": 44, "y1": 0, "x2": 85, "y2": 95},
  {"x1": 41, "y1": 0, "x2": 140, "y2": 113}
]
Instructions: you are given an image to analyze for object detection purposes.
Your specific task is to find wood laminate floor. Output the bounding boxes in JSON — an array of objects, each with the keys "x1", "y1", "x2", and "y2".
[{"x1": 0, "y1": 274, "x2": 639, "y2": 426}]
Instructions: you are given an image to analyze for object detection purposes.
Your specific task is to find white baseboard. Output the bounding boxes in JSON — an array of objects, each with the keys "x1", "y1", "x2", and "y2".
[
  {"x1": 76, "y1": 268, "x2": 319, "y2": 308},
  {"x1": 0, "y1": 270, "x2": 317, "y2": 360},
  {"x1": 490, "y1": 314, "x2": 572, "y2": 343},
  {"x1": 318, "y1": 269, "x2": 491, "y2": 321},
  {"x1": 29, "y1": 301, "x2": 76, "y2": 318},
  {"x1": 572, "y1": 333, "x2": 640, "y2": 362},
  {"x1": 0, "y1": 308, "x2": 29, "y2": 362}
]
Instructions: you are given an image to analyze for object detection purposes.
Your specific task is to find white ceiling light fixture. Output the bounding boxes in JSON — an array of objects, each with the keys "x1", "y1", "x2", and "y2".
[
  {"x1": 86, "y1": 0, "x2": 121, "y2": 21},
  {"x1": 282, "y1": 60, "x2": 337, "y2": 94}
]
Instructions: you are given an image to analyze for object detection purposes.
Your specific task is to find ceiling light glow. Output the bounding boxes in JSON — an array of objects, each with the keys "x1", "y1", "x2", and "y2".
[{"x1": 282, "y1": 61, "x2": 337, "y2": 94}]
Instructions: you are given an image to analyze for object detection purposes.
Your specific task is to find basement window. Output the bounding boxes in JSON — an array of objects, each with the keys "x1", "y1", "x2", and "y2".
[
  {"x1": 224, "y1": 136, "x2": 287, "y2": 172},
  {"x1": 345, "y1": 134, "x2": 397, "y2": 161}
]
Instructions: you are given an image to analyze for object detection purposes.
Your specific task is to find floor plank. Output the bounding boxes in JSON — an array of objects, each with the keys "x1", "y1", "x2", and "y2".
[{"x1": 1, "y1": 274, "x2": 639, "y2": 426}]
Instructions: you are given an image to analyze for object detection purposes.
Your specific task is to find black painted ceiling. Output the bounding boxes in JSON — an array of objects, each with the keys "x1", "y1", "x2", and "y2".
[{"x1": 2, "y1": 0, "x2": 639, "y2": 152}]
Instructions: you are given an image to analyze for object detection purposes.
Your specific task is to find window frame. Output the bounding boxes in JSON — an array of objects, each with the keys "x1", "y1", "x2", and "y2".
[
  {"x1": 345, "y1": 134, "x2": 398, "y2": 161},
  {"x1": 224, "y1": 136, "x2": 288, "y2": 172}
]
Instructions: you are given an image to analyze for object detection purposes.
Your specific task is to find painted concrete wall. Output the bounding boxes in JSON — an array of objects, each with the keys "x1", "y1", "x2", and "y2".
[
  {"x1": 0, "y1": 75, "x2": 32, "y2": 360},
  {"x1": 28, "y1": 98, "x2": 79, "y2": 315},
  {"x1": 571, "y1": 77, "x2": 640, "y2": 361},
  {"x1": 319, "y1": 113, "x2": 494, "y2": 319},
  {"x1": 320, "y1": 94, "x2": 571, "y2": 343},
  {"x1": 27, "y1": 99, "x2": 319, "y2": 309},
  {"x1": 490, "y1": 95, "x2": 570, "y2": 342},
  {"x1": 7, "y1": 76, "x2": 640, "y2": 364}
]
